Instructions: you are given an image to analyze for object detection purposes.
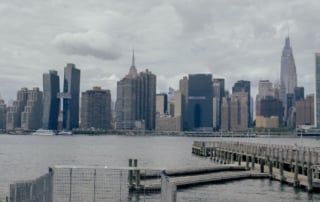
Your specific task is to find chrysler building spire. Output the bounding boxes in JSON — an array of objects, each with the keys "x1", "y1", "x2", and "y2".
[{"x1": 127, "y1": 49, "x2": 138, "y2": 78}]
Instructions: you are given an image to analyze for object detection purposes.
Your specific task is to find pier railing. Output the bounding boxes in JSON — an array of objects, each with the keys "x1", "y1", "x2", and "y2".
[
  {"x1": 192, "y1": 140, "x2": 320, "y2": 192},
  {"x1": 8, "y1": 166, "x2": 165, "y2": 202}
]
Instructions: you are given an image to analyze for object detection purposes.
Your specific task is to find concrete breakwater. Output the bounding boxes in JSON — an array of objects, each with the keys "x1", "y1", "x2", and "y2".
[{"x1": 192, "y1": 140, "x2": 320, "y2": 192}]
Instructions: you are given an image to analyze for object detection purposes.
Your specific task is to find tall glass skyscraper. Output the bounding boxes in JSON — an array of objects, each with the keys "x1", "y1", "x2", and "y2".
[
  {"x1": 63, "y1": 64, "x2": 80, "y2": 130},
  {"x1": 280, "y1": 36, "x2": 297, "y2": 121},
  {"x1": 315, "y1": 53, "x2": 320, "y2": 128},
  {"x1": 187, "y1": 74, "x2": 213, "y2": 131},
  {"x1": 42, "y1": 70, "x2": 60, "y2": 130}
]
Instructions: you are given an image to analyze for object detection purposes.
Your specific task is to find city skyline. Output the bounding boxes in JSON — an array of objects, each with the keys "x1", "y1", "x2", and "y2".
[{"x1": 1, "y1": 1, "x2": 320, "y2": 103}]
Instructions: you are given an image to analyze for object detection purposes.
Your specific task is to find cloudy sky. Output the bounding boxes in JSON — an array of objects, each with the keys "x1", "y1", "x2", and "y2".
[{"x1": 1, "y1": 0, "x2": 320, "y2": 103}]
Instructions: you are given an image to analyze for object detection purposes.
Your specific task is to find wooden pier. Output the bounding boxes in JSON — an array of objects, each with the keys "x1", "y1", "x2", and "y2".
[
  {"x1": 192, "y1": 141, "x2": 320, "y2": 192},
  {"x1": 127, "y1": 159, "x2": 269, "y2": 192}
]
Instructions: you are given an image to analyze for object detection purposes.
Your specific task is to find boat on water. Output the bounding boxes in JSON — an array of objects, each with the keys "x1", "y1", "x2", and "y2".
[
  {"x1": 57, "y1": 130, "x2": 73, "y2": 136},
  {"x1": 32, "y1": 129, "x2": 56, "y2": 136}
]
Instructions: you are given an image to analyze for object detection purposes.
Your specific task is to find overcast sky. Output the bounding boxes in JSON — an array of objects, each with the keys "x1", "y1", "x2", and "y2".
[{"x1": 1, "y1": 0, "x2": 320, "y2": 103}]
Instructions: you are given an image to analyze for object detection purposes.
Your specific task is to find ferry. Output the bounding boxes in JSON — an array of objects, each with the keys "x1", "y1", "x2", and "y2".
[{"x1": 32, "y1": 129, "x2": 56, "y2": 136}]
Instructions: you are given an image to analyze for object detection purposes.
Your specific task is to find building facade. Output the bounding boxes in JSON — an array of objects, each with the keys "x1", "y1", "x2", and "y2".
[
  {"x1": 280, "y1": 37, "x2": 297, "y2": 122},
  {"x1": 156, "y1": 93, "x2": 168, "y2": 115},
  {"x1": 232, "y1": 80, "x2": 251, "y2": 127},
  {"x1": 316, "y1": 53, "x2": 320, "y2": 128},
  {"x1": 212, "y1": 78, "x2": 225, "y2": 130},
  {"x1": 42, "y1": 70, "x2": 60, "y2": 130},
  {"x1": 62, "y1": 63, "x2": 81, "y2": 130},
  {"x1": 21, "y1": 88, "x2": 43, "y2": 130},
  {"x1": 81, "y1": 87, "x2": 112, "y2": 129},
  {"x1": 0, "y1": 98, "x2": 6, "y2": 130},
  {"x1": 187, "y1": 74, "x2": 213, "y2": 131},
  {"x1": 296, "y1": 94, "x2": 314, "y2": 126},
  {"x1": 179, "y1": 76, "x2": 188, "y2": 130},
  {"x1": 6, "y1": 88, "x2": 29, "y2": 130},
  {"x1": 116, "y1": 52, "x2": 156, "y2": 130}
]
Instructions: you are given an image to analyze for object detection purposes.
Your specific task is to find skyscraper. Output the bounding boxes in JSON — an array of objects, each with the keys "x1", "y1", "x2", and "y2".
[
  {"x1": 139, "y1": 69, "x2": 156, "y2": 130},
  {"x1": 62, "y1": 63, "x2": 80, "y2": 130},
  {"x1": 315, "y1": 53, "x2": 320, "y2": 128},
  {"x1": 296, "y1": 94, "x2": 314, "y2": 126},
  {"x1": 42, "y1": 70, "x2": 60, "y2": 130},
  {"x1": 179, "y1": 76, "x2": 188, "y2": 130},
  {"x1": 212, "y1": 78, "x2": 225, "y2": 130},
  {"x1": 21, "y1": 88, "x2": 43, "y2": 130},
  {"x1": 116, "y1": 51, "x2": 156, "y2": 130},
  {"x1": 280, "y1": 36, "x2": 297, "y2": 121},
  {"x1": 0, "y1": 97, "x2": 6, "y2": 130},
  {"x1": 156, "y1": 93, "x2": 168, "y2": 115},
  {"x1": 232, "y1": 80, "x2": 251, "y2": 127},
  {"x1": 187, "y1": 74, "x2": 213, "y2": 131},
  {"x1": 6, "y1": 88, "x2": 29, "y2": 130},
  {"x1": 81, "y1": 87, "x2": 112, "y2": 129}
]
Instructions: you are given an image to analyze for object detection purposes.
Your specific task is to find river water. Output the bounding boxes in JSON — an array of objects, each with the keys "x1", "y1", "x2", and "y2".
[{"x1": 0, "y1": 134, "x2": 320, "y2": 201}]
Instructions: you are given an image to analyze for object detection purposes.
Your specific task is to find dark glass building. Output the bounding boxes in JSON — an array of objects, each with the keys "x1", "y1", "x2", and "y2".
[
  {"x1": 42, "y1": 70, "x2": 60, "y2": 130},
  {"x1": 63, "y1": 63, "x2": 80, "y2": 130},
  {"x1": 81, "y1": 87, "x2": 112, "y2": 129},
  {"x1": 187, "y1": 74, "x2": 213, "y2": 131},
  {"x1": 294, "y1": 87, "x2": 304, "y2": 102}
]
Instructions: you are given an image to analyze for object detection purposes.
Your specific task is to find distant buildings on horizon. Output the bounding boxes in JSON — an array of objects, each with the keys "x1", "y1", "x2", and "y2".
[{"x1": 1, "y1": 36, "x2": 320, "y2": 133}]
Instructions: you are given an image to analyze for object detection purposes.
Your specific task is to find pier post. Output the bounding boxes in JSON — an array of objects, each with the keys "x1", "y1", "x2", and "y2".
[
  {"x1": 238, "y1": 154, "x2": 241, "y2": 166},
  {"x1": 246, "y1": 155, "x2": 249, "y2": 169},
  {"x1": 268, "y1": 156, "x2": 273, "y2": 177},
  {"x1": 294, "y1": 150, "x2": 300, "y2": 187},
  {"x1": 307, "y1": 150, "x2": 313, "y2": 192},
  {"x1": 133, "y1": 159, "x2": 140, "y2": 188},
  {"x1": 251, "y1": 154, "x2": 255, "y2": 170},
  {"x1": 128, "y1": 159, "x2": 133, "y2": 187},
  {"x1": 260, "y1": 159, "x2": 265, "y2": 173},
  {"x1": 280, "y1": 149, "x2": 285, "y2": 182}
]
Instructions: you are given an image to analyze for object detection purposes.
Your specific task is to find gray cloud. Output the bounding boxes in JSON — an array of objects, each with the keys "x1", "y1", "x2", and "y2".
[
  {"x1": 53, "y1": 31, "x2": 122, "y2": 60},
  {"x1": 0, "y1": 0, "x2": 320, "y2": 103}
]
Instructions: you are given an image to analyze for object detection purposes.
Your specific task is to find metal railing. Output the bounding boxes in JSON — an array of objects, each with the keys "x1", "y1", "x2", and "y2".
[{"x1": 8, "y1": 166, "x2": 177, "y2": 202}]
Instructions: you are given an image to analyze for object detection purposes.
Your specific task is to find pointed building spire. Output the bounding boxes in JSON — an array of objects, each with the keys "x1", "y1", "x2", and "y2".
[
  {"x1": 127, "y1": 49, "x2": 138, "y2": 78},
  {"x1": 131, "y1": 49, "x2": 135, "y2": 68}
]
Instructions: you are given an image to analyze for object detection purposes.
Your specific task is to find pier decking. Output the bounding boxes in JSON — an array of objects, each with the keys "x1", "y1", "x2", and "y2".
[
  {"x1": 192, "y1": 141, "x2": 320, "y2": 192},
  {"x1": 132, "y1": 165, "x2": 269, "y2": 192}
]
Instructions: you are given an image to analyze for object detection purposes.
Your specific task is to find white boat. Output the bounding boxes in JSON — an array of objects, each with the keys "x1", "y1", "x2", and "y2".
[
  {"x1": 58, "y1": 131, "x2": 72, "y2": 136},
  {"x1": 32, "y1": 129, "x2": 56, "y2": 136}
]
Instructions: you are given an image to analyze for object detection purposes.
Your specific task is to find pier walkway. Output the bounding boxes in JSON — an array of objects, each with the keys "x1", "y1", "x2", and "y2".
[
  {"x1": 192, "y1": 140, "x2": 320, "y2": 192},
  {"x1": 132, "y1": 165, "x2": 269, "y2": 192}
]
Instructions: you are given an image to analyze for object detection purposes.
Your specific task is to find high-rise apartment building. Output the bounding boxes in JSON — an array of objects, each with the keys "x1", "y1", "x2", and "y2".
[
  {"x1": 139, "y1": 69, "x2": 156, "y2": 130},
  {"x1": 315, "y1": 53, "x2": 320, "y2": 128},
  {"x1": 280, "y1": 36, "x2": 297, "y2": 122},
  {"x1": 62, "y1": 63, "x2": 80, "y2": 130},
  {"x1": 232, "y1": 80, "x2": 251, "y2": 127},
  {"x1": 81, "y1": 87, "x2": 112, "y2": 129},
  {"x1": 187, "y1": 74, "x2": 213, "y2": 131},
  {"x1": 0, "y1": 97, "x2": 6, "y2": 130},
  {"x1": 256, "y1": 96, "x2": 284, "y2": 125},
  {"x1": 179, "y1": 76, "x2": 188, "y2": 130},
  {"x1": 6, "y1": 88, "x2": 29, "y2": 130},
  {"x1": 21, "y1": 88, "x2": 43, "y2": 130},
  {"x1": 116, "y1": 51, "x2": 156, "y2": 130},
  {"x1": 294, "y1": 87, "x2": 304, "y2": 102},
  {"x1": 221, "y1": 92, "x2": 249, "y2": 131},
  {"x1": 7, "y1": 88, "x2": 43, "y2": 130},
  {"x1": 258, "y1": 80, "x2": 274, "y2": 99},
  {"x1": 156, "y1": 93, "x2": 168, "y2": 115},
  {"x1": 42, "y1": 70, "x2": 60, "y2": 130},
  {"x1": 296, "y1": 94, "x2": 314, "y2": 126},
  {"x1": 212, "y1": 78, "x2": 225, "y2": 130}
]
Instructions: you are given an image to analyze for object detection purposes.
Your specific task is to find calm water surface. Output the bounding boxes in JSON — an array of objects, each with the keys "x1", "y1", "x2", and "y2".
[{"x1": 1, "y1": 134, "x2": 320, "y2": 201}]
